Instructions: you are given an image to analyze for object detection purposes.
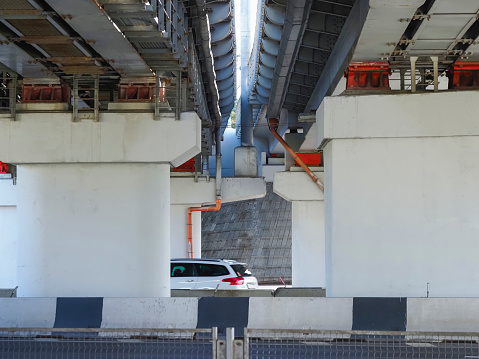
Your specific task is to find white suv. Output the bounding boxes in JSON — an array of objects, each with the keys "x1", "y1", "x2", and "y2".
[{"x1": 170, "y1": 258, "x2": 259, "y2": 290}]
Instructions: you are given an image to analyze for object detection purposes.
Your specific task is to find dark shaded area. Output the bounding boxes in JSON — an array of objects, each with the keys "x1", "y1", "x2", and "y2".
[
  {"x1": 352, "y1": 297, "x2": 407, "y2": 331},
  {"x1": 54, "y1": 297, "x2": 103, "y2": 329},
  {"x1": 197, "y1": 297, "x2": 249, "y2": 337}
]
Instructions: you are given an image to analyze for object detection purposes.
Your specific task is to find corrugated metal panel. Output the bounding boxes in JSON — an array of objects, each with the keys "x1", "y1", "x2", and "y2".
[
  {"x1": 0, "y1": 0, "x2": 35, "y2": 10},
  {"x1": 138, "y1": 42, "x2": 167, "y2": 49},
  {"x1": 7, "y1": 19, "x2": 62, "y2": 36},
  {"x1": 40, "y1": 44, "x2": 86, "y2": 57}
]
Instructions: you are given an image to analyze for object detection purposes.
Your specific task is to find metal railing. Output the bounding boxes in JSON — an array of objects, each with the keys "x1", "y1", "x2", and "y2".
[
  {"x1": 0, "y1": 327, "x2": 215, "y2": 358},
  {"x1": 3, "y1": 327, "x2": 478, "y2": 358},
  {"x1": 245, "y1": 329, "x2": 479, "y2": 359}
]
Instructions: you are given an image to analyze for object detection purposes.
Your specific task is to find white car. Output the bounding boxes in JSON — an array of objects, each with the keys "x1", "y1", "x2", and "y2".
[{"x1": 170, "y1": 258, "x2": 259, "y2": 290}]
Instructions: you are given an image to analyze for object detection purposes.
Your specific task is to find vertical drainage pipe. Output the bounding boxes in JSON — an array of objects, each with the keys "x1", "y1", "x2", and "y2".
[
  {"x1": 268, "y1": 118, "x2": 324, "y2": 192},
  {"x1": 187, "y1": 129, "x2": 222, "y2": 258}
]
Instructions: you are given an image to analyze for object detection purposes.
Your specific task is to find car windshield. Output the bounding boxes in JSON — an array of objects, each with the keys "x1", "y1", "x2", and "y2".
[{"x1": 231, "y1": 264, "x2": 253, "y2": 277}]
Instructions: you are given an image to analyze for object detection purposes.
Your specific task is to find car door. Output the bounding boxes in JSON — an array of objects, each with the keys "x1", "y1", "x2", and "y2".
[
  {"x1": 170, "y1": 263, "x2": 197, "y2": 289},
  {"x1": 194, "y1": 263, "x2": 231, "y2": 289}
]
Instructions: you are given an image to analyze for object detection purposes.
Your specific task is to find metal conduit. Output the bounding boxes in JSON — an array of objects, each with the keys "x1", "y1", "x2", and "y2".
[
  {"x1": 268, "y1": 118, "x2": 324, "y2": 192},
  {"x1": 195, "y1": 0, "x2": 222, "y2": 130},
  {"x1": 187, "y1": 129, "x2": 222, "y2": 258}
]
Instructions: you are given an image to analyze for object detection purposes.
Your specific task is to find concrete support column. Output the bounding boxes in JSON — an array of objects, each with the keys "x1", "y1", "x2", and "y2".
[
  {"x1": 16, "y1": 163, "x2": 171, "y2": 297},
  {"x1": 0, "y1": 178, "x2": 17, "y2": 289},
  {"x1": 318, "y1": 91, "x2": 479, "y2": 297},
  {"x1": 292, "y1": 201, "x2": 325, "y2": 287},
  {"x1": 274, "y1": 169, "x2": 325, "y2": 288}
]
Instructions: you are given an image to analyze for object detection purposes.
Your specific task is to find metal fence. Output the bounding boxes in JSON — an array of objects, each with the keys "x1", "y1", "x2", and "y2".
[
  {"x1": 0, "y1": 327, "x2": 215, "y2": 359},
  {"x1": 2, "y1": 328, "x2": 479, "y2": 358},
  {"x1": 246, "y1": 329, "x2": 479, "y2": 359}
]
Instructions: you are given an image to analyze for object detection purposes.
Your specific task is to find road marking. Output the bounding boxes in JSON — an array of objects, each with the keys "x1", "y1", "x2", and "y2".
[
  {"x1": 464, "y1": 356, "x2": 479, "y2": 358},
  {"x1": 300, "y1": 341, "x2": 332, "y2": 346}
]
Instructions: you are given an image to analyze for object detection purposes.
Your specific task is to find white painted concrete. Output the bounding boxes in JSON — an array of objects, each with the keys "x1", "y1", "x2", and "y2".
[
  {"x1": 0, "y1": 178, "x2": 17, "y2": 206},
  {"x1": 292, "y1": 201, "x2": 325, "y2": 288},
  {"x1": 321, "y1": 92, "x2": 479, "y2": 297},
  {"x1": 274, "y1": 170, "x2": 325, "y2": 287},
  {"x1": 0, "y1": 206, "x2": 17, "y2": 288},
  {"x1": 407, "y1": 298, "x2": 479, "y2": 332},
  {"x1": 0, "y1": 111, "x2": 201, "y2": 167},
  {"x1": 0, "y1": 298, "x2": 56, "y2": 327},
  {"x1": 248, "y1": 298, "x2": 353, "y2": 330},
  {"x1": 274, "y1": 170, "x2": 324, "y2": 201},
  {"x1": 262, "y1": 164, "x2": 285, "y2": 182},
  {"x1": 317, "y1": 91, "x2": 479, "y2": 148},
  {"x1": 171, "y1": 177, "x2": 266, "y2": 205},
  {"x1": 234, "y1": 146, "x2": 257, "y2": 176},
  {"x1": 0, "y1": 179, "x2": 17, "y2": 289},
  {"x1": 16, "y1": 163, "x2": 171, "y2": 297},
  {"x1": 102, "y1": 298, "x2": 198, "y2": 329}
]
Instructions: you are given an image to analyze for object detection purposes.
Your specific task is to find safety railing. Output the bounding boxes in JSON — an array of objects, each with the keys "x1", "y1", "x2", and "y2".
[
  {"x1": 3, "y1": 327, "x2": 476, "y2": 358},
  {"x1": 0, "y1": 327, "x2": 215, "y2": 358},
  {"x1": 245, "y1": 329, "x2": 479, "y2": 359}
]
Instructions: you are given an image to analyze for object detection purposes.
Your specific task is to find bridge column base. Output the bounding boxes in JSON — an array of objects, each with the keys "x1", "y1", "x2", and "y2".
[
  {"x1": 274, "y1": 169, "x2": 325, "y2": 289},
  {"x1": 319, "y1": 91, "x2": 479, "y2": 297},
  {"x1": 16, "y1": 163, "x2": 171, "y2": 298}
]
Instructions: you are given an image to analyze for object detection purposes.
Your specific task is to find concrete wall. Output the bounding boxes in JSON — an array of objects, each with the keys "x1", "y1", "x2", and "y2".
[
  {"x1": 320, "y1": 91, "x2": 479, "y2": 297},
  {"x1": 0, "y1": 179, "x2": 17, "y2": 288}
]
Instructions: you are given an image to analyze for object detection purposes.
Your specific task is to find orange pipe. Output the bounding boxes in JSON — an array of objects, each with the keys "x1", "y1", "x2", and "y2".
[
  {"x1": 268, "y1": 118, "x2": 324, "y2": 192},
  {"x1": 187, "y1": 199, "x2": 221, "y2": 258}
]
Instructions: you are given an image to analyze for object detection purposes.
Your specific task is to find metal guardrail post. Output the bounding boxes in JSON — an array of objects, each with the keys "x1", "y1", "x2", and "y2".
[
  {"x1": 226, "y1": 327, "x2": 234, "y2": 359},
  {"x1": 155, "y1": 73, "x2": 160, "y2": 120},
  {"x1": 212, "y1": 326, "x2": 218, "y2": 359},
  {"x1": 176, "y1": 70, "x2": 181, "y2": 120},
  {"x1": 9, "y1": 74, "x2": 17, "y2": 121},
  {"x1": 243, "y1": 328, "x2": 249, "y2": 359},
  {"x1": 94, "y1": 74, "x2": 99, "y2": 122},
  {"x1": 73, "y1": 75, "x2": 79, "y2": 122}
]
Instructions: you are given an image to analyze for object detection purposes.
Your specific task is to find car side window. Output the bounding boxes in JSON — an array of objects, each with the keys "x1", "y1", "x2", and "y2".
[
  {"x1": 171, "y1": 263, "x2": 195, "y2": 277},
  {"x1": 195, "y1": 264, "x2": 230, "y2": 277}
]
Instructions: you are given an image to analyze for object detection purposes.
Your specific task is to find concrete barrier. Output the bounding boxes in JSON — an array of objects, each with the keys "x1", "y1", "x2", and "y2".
[
  {"x1": 3, "y1": 297, "x2": 479, "y2": 336},
  {"x1": 0, "y1": 288, "x2": 17, "y2": 297},
  {"x1": 102, "y1": 298, "x2": 198, "y2": 329},
  {"x1": 171, "y1": 289, "x2": 273, "y2": 297},
  {"x1": 248, "y1": 297, "x2": 353, "y2": 331},
  {"x1": 274, "y1": 287, "x2": 326, "y2": 297},
  {"x1": 407, "y1": 298, "x2": 479, "y2": 332},
  {"x1": 0, "y1": 298, "x2": 56, "y2": 328}
]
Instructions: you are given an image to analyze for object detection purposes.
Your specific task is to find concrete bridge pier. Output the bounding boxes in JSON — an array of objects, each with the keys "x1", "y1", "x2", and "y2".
[
  {"x1": 274, "y1": 169, "x2": 325, "y2": 288},
  {"x1": 0, "y1": 110, "x2": 202, "y2": 297},
  {"x1": 319, "y1": 91, "x2": 479, "y2": 297}
]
